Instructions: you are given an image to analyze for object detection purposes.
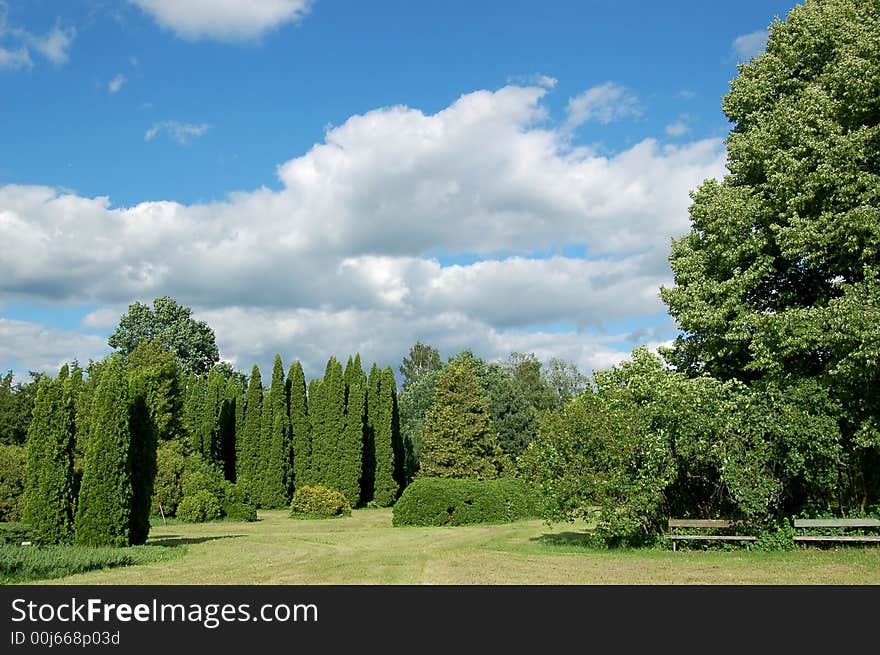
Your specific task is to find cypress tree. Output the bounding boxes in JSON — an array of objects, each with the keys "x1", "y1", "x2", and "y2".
[
  {"x1": 74, "y1": 357, "x2": 133, "y2": 546},
  {"x1": 313, "y1": 358, "x2": 345, "y2": 491},
  {"x1": 262, "y1": 355, "x2": 291, "y2": 508},
  {"x1": 307, "y1": 377, "x2": 324, "y2": 484},
  {"x1": 363, "y1": 364, "x2": 381, "y2": 504},
  {"x1": 23, "y1": 369, "x2": 76, "y2": 544},
  {"x1": 419, "y1": 361, "x2": 506, "y2": 480},
  {"x1": 288, "y1": 361, "x2": 310, "y2": 490},
  {"x1": 373, "y1": 366, "x2": 399, "y2": 506},
  {"x1": 240, "y1": 366, "x2": 263, "y2": 493},
  {"x1": 220, "y1": 376, "x2": 243, "y2": 481},
  {"x1": 197, "y1": 368, "x2": 223, "y2": 463},
  {"x1": 182, "y1": 372, "x2": 204, "y2": 447},
  {"x1": 127, "y1": 374, "x2": 157, "y2": 546},
  {"x1": 340, "y1": 356, "x2": 365, "y2": 506}
]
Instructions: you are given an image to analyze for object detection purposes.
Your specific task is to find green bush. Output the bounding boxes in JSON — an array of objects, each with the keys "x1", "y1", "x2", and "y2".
[
  {"x1": 0, "y1": 522, "x2": 33, "y2": 546},
  {"x1": 181, "y1": 455, "x2": 226, "y2": 500},
  {"x1": 176, "y1": 490, "x2": 222, "y2": 523},
  {"x1": 152, "y1": 441, "x2": 186, "y2": 517},
  {"x1": 0, "y1": 444, "x2": 26, "y2": 522},
  {"x1": 392, "y1": 477, "x2": 540, "y2": 526},
  {"x1": 223, "y1": 502, "x2": 257, "y2": 522},
  {"x1": 290, "y1": 485, "x2": 351, "y2": 518}
]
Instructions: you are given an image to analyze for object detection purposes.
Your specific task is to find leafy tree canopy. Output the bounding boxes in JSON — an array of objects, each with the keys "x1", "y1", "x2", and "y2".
[
  {"x1": 399, "y1": 341, "x2": 442, "y2": 389},
  {"x1": 108, "y1": 296, "x2": 220, "y2": 375}
]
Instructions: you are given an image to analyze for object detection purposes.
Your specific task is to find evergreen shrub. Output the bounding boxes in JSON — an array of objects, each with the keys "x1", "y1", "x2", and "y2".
[
  {"x1": 289, "y1": 485, "x2": 351, "y2": 518},
  {"x1": 176, "y1": 490, "x2": 222, "y2": 523},
  {"x1": 392, "y1": 477, "x2": 539, "y2": 526},
  {"x1": 0, "y1": 444, "x2": 26, "y2": 522}
]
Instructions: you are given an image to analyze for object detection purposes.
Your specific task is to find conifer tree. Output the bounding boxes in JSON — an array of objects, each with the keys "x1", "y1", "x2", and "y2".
[
  {"x1": 288, "y1": 361, "x2": 310, "y2": 489},
  {"x1": 221, "y1": 376, "x2": 243, "y2": 481},
  {"x1": 197, "y1": 368, "x2": 224, "y2": 463},
  {"x1": 312, "y1": 358, "x2": 345, "y2": 491},
  {"x1": 74, "y1": 357, "x2": 133, "y2": 546},
  {"x1": 126, "y1": 375, "x2": 157, "y2": 546},
  {"x1": 340, "y1": 356, "x2": 365, "y2": 506},
  {"x1": 307, "y1": 377, "x2": 324, "y2": 483},
  {"x1": 419, "y1": 361, "x2": 506, "y2": 480},
  {"x1": 23, "y1": 369, "x2": 76, "y2": 544},
  {"x1": 183, "y1": 372, "x2": 205, "y2": 453},
  {"x1": 363, "y1": 364, "x2": 381, "y2": 503},
  {"x1": 262, "y1": 355, "x2": 291, "y2": 507},
  {"x1": 239, "y1": 366, "x2": 263, "y2": 491},
  {"x1": 373, "y1": 366, "x2": 400, "y2": 506}
]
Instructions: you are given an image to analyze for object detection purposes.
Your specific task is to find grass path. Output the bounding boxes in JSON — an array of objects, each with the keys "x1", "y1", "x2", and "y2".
[{"x1": 44, "y1": 508, "x2": 880, "y2": 584}]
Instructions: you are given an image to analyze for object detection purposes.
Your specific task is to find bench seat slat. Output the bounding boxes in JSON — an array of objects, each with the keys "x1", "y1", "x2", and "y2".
[{"x1": 794, "y1": 518, "x2": 880, "y2": 529}]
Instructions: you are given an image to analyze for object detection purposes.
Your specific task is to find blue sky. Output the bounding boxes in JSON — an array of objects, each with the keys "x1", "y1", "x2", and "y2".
[{"x1": 0, "y1": 0, "x2": 801, "y2": 380}]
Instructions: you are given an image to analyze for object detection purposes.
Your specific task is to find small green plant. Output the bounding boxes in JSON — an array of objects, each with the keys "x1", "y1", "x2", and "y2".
[
  {"x1": 754, "y1": 519, "x2": 796, "y2": 551},
  {"x1": 176, "y1": 490, "x2": 223, "y2": 523},
  {"x1": 289, "y1": 485, "x2": 351, "y2": 518}
]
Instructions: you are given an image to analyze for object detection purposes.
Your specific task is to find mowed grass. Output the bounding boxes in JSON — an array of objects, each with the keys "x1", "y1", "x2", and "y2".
[{"x1": 39, "y1": 508, "x2": 880, "y2": 585}]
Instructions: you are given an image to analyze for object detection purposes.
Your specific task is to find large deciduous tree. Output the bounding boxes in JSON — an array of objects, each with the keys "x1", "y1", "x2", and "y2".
[
  {"x1": 108, "y1": 296, "x2": 219, "y2": 375},
  {"x1": 661, "y1": 0, "x2": 880, "y2": 510},
  {"x1": 399, "y1": 341, "x2": 442, "y2": 390}
]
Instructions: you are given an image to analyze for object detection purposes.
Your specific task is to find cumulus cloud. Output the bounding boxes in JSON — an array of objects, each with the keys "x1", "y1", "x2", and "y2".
[
  {"x1": 0, "y1": 45, "x2": 30, "y2": 70},
  {"x1": 144, "y1": 120, "x2": 210, "y2": 144},
  {"x1": 566, "y1": 82, "x2": 640, "y2": 128},
  {"x1": 130, "y1": 0, "x2": 312, "y2": 41},
  {"x1": 0, "y1": 318, "x2": 107, "y2": 375},
  {"x1": 0, "y1": 83, "x2": 726, "y2": 378},
  {"x1": 732, "y1": 29, "x2": 768, "y2": 61},
  {"x1": 108, "y1": 73, "x2": 126, "y2": 94}
]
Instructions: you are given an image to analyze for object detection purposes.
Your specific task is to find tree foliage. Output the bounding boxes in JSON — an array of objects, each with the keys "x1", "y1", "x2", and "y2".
[
  {"x1": 419, "y1": 361, "x2": 506, "y2": 480},
  {"x1": 661, "y1": 0, "x2": 880, "y2": 511},
  {"x1": 74, "y1": 358, "x2": 133, "y2": 547},
  {"x1": 238, "y1": 365, "x2": 263, "y2": 493},
  {"x1": 261, "y1": 355, "x2": 291, "y2": 508},
  {"x1": 107, "y1": 296, "x2": 219, "y2": 375},
  {"x1": 288, "y1": 361, "x2": 310, "y2": 490},
  {"x1": 399, "y1": 341, "x2": 441, "y2": 390},
  {"x1": 340, "y1": 357, "x2": 365, "y2": 506},
  {"x1": 23, "y1": 371, "x2": 76, "y2": 544}
]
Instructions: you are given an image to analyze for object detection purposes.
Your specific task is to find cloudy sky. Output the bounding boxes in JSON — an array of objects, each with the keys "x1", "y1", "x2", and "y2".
[{"x1": 0, "y1": 0, "x2": 799, "y2": 381}]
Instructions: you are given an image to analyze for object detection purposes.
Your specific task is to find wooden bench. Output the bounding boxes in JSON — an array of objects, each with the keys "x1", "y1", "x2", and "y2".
[
  {"x1": 793, "y1": 518, "x2": 880, "y2": 545},
  {"x1": 666, "y1": 519, "x2": 757, "y2": 551}
]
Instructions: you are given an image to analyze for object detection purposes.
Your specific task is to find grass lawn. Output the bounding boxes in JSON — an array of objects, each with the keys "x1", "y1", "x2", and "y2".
[{"x1": 27, "y1": 508, "x2": 880, "y2": 585}]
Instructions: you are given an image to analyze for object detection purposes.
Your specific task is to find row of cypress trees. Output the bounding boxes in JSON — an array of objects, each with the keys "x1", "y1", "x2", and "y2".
[
  {"x1": 24, "y1": 357, "x2": 157, "y2": 546},
  {"x1": 181, "y1": 353, "x2": 406, "y2": 509}
]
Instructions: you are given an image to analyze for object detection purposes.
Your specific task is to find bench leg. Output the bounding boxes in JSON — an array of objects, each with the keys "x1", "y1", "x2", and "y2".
[{"x1": 672, "y1": 541, "x2": 676, "y2": 552}]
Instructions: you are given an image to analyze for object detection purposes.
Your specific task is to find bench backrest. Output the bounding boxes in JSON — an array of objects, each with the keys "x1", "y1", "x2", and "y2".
[
  {"x1": 794, "y1": 518, "x2": 880, "y2": 529},
  {"x1": 668, "y1": 519, "x2": 734, "y2": 529}
]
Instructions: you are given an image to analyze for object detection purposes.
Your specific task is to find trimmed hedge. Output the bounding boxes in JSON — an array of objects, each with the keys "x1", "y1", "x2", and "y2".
[
  {"x1": 392, "y1": 477, "x2": 541, "y2": 526},
  {"x1": 290, "y1": 485, "x2": 351, "y2": 518}
]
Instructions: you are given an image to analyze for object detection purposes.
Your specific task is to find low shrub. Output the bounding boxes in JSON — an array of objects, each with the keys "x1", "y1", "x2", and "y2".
[
  {"x1": 0, "y1": 522, "x2": 33, "y2": 545},
  {"x1": 223, "y1": 502, "x2": 257, "y2": 522},
  {"x1": 392, "y1": 477, "x2": 541, "y2": 526},
  {"x1": 176, "y1": 490, "x2": 223, "y2": 523},
  {"x1": 290, "y1": 485, "x2": 351, "y2": 518},
  {"x1": 0, "y1": 543, "x2": 178, "y2": 584}
]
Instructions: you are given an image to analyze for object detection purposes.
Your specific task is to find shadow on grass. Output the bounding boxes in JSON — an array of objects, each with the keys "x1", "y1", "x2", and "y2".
[
  {"x1": 531, "y1": 531, "x2": 596, "y2": 548},
  {"x1": 148, "y1": 534, "x2": 244, "y2": 547}
]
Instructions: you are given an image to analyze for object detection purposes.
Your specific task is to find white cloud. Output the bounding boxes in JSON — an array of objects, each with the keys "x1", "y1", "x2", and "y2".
[
  {"x1": 144, "y1": 120, "x2": 210, "y2": 144},
  {"x1": 24, "y1": 24, "x2": 76, "y2": 65},
  {"x1": 108, "y1": 73, "x2": 126, "y2": 94},
  {"x1": 0, "y1": 83, "x2": 726, "y2": 378},
  {"x1": 0, "y1": 11, "x2": 75, "y2": 69},
  {"x1": 732, "y1": 29, "x2": 768, "y2": 61},
  {"x1": 566, "y1": 82, "x2": 640, "y2": 128},
  {"x1": 130, "y1": 0, "x2": 312, "y2": 41},
  {"x1": 0, "y1": 44, "x2": 30, "y2": 70},
  {"x1": 665, "y1": 114, "x2": 692, "y2": 137},
  {"x1": 0, "y1": 318, "x2": 107, "y2": 376}
]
